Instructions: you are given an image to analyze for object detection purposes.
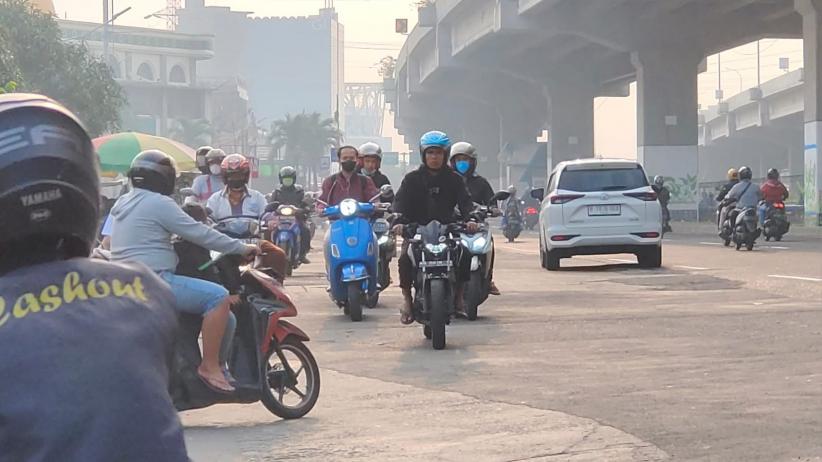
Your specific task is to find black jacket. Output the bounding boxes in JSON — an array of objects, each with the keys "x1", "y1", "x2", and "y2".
[
  {"x1": 365, "y1": 170, "x2": 394, "y2": 202},
  {"x1": 652, "y1": 185, "x2": 671, "y2": 206},
  {"x1": 271, "y1": 185, "x2": 305, "y2": 206},
  {"x1": 394, "y1": 166, "x2": 474, "y2": 225},
  {"x1": 716, "y1": 180, "x2": 739, "y2": 202},
  {"x1": 463, "y1": 174, "x2": 495, "y2": 206}
]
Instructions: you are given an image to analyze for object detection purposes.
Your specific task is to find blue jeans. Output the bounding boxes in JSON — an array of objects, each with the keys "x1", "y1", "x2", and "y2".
[{"x1": 758, "y1": 204, "x2": 768, "y2": 225}]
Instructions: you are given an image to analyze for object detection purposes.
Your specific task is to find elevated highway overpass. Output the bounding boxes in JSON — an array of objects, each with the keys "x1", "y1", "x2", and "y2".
[{"x1": 388, "y1": 0, "x2": 822, "y2": 225}]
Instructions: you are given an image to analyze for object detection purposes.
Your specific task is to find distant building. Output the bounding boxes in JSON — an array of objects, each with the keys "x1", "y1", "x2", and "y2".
[{"x1": 177, "y1": 3, "x2": 345, "y2": 131}]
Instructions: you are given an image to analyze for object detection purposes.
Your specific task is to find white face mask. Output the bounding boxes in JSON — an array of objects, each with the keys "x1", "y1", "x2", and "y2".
[{"x1": 209, "y1": 165, "x2": 221, "y2": 175}]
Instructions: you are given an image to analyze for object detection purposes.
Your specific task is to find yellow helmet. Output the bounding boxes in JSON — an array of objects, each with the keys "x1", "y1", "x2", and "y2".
[{"x1": 727, "y1": 168, "x2": 739, "y2": 181}]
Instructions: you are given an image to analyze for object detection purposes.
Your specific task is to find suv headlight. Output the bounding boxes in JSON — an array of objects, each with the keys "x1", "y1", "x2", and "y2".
[{"x1": 340, "y1": 199, "x2": 358, "y2": 217}]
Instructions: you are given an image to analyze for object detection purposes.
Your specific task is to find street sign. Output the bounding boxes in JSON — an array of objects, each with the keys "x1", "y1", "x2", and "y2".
[{"x1": 320, "y1": 155, "x2": 331, "y2": 171}]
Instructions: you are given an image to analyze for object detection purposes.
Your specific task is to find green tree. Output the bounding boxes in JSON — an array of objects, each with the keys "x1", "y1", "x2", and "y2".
[
  {"x1": 169, "y1": 118, "x2": 212, "y2": 147},
  {"x1": 268, "y1": 112, "x2": 341, "y2": 184},
  {"x1": 0, "y1": 0, "x2": 125, "y2": 135}
]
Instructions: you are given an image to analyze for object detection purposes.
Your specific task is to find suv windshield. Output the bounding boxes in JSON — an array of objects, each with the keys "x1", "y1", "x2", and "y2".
[{"x1": 558, "y1": 166, "x2": 648, "y2": 192}]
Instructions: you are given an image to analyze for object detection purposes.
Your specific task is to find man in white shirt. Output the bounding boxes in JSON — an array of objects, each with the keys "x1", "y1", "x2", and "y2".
[{"x1": 206, "y1": 153, "x2": 267, "y2": 219}]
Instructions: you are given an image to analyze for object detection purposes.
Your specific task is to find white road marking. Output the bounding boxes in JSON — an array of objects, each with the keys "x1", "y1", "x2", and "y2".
[
  {"x1": 764, "y1": 246, "x2": 790, "y2": 250},
  {"x1": 699, "y1": 242, "x2": 722, "y2": 246},
  {"x1": 768, "y1": 274, "x2": 822, "y2": 283},
  {"x1": 676, "y1": 265, "x2": 709, "y2": 271}
]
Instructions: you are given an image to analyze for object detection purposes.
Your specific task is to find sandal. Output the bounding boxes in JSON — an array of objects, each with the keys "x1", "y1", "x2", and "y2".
[
  {"x1": 400, "y1": 311, "x2": 414, "y2": 325},
  {"x1": 198, "y1": 371, "x2": 235, "y2": 394}
]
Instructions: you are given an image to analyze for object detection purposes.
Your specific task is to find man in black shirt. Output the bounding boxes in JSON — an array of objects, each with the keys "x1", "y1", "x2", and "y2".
[
  {"x1": 270, "y1": 166, "x2": 311, "y2": 263},
  {"x1": 0, "y1": 94, "x2": 188, "y2": 461},
  {"x1": 392, "y1": 131, "x2": 477, "y2": 324}
]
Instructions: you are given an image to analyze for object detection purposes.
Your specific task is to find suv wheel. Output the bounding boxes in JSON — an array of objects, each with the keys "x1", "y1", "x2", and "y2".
[
  {"x1": 545, "y1": 249, "x2": 561, "y2": 271},
  {"x1": 637, "y1": 246, "x2": 662, "y2": 268}
]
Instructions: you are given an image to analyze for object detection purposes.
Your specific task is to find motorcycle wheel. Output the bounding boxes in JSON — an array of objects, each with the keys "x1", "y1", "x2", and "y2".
[
  {"x1": 365, "y1": 291, "x2": 379, "y2": 309},
  {"x1": 746, "y1": 237, "x2": 755, "y2": 251},
  {"x1": 429, "y1": 279, "x2": 448, "y2": 350},
  {"x1": 723, "y1": 238, "x2": 731, "y2": 247},
  {"x1": 423, "y1": 324, "x2": 432, "y2": 339},
  {"x1": 347, "y1": 283, "x2": 363, "y2": 322},
  {"x1": 464, "y1": 272, "x2": 483, "y2": 321},
  {"x1": 507, "y1": 236, "x2": 514, "y2": 243},
  {"x1": 261, "y1": 337, "x2": 321, "y2": 420},
  {"x1": 775, "y1": 234, "x2": 783, "y2": 242},
  {"x1": 279, "y1": 241, "x2": 294, "y2": 276},
  {"x1": 378, "y1": 259, "x2": 391, "y2": 290}
]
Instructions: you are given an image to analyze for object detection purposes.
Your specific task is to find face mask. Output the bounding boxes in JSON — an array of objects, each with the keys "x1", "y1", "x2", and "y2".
[
  {"x1": 455, "y1": 160, "x2": 471, "y2": 175},
  {"x1": 341, "y1": 160, "x2": 357, "y2": 173},
  {"x1": 209, "y1": 165, "x2": 221, "y2": 175},
  {"x1": 227, "y1": 179, "x2": 245, "y2": 190},
  {"x1": 363, "y1": 167, "x2": 375, "y2": 176}
]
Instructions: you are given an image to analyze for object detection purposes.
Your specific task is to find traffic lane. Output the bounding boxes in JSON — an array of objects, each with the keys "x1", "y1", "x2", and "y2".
[
  {"x1": 496, "y1": 236, "x2": 822, "y2": 302},
  {"x1": 294, "y1": 247, "x2": 822, "y2": 461}
]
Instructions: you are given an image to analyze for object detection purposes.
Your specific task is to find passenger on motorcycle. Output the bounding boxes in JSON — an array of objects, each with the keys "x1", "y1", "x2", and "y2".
[
  {"x1": 206, "y1": 153, "x2": 268, "y2": 219},
  {"x1": 716, "y1": 168, "x2": 739, "y2": 229},
  {"x1": 449, "y1": 141, "x2": 500, "y2": 296},
  {"x1": 318, "y1": 145, "x2": 379, "y2": 207},
  {"x1": 392, "y1": 131, "x2": 478, "y2": 324},
  {"x1": 270, "y1": 166, "x2": 312, "y2": 264},
  {"x1": 191, "y1": 148, "x2": 226, "y2": 202},
  {"x1": 110, "y1": 150, "x2": 258, "y2": 394},
  {"x1": 725, "y1": 166, "x2": 762, "y2": 215},
  {"x1": 0, "y1": 94, "x2": 188, "y2": 461},
  {"x1": 359, "y1": 142, "x2": 394, "y2": 201},
  {"x1": 652, "y1": 176, "x2": 672, "y2": 233},
  {"x1": 759, "y1": 168, "x2": 789, "y2": 224}
]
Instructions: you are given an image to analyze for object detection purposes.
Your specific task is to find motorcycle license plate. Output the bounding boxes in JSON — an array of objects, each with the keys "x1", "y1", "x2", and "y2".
[
  {"x1": 420, "y1": 260, "x2": 451, "y2": 268},
  {"x1": 588, "y1": 204, "x2": 621, "y2": 216},
  {"x1": 242, "y1": 238, "x2": 260, "y2": 245},
  {"x1": 279, "y1": 218, "x2": 295, "y2": 226}
]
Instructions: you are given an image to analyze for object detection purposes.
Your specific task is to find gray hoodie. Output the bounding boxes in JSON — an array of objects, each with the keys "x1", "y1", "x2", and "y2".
[
  {"x1": 727, "y1": 179, "x2": 762, "y2": 210},
  {"x1": 110, "y1": 188, "x2": 247, "y2": 272}
]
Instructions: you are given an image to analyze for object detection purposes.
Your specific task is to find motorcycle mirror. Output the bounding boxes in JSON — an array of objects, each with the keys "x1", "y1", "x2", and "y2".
[
  {"x1": 530, "y1": 188, "x2": 545, "y2": 201},
  {"x1": 265, "y1": 202, "x2": 279, "y2": 213},
  {"x1": 492, "y1": 191, "x2": 511, "y2": 202},
  {"x1": 380, "y1": 184, "x2": 393, "y2": 195}
]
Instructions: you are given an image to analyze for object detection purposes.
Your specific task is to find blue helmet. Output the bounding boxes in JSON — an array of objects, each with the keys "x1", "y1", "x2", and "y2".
[{"x1": 419, "y1": 130, "x2": 451, "y2": 163}]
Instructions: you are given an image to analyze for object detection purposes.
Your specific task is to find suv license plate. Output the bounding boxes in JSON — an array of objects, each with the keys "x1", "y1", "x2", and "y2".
[{"x1": 588, "y1": 204, "x2": 621, "y2": 216}]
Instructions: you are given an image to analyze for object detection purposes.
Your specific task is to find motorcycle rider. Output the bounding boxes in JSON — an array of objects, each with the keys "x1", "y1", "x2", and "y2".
[
  {"x1": 501, "y1": 185, "x2": 521, "y2": 227},
  {"x1": 318, "y1": 145, "x2": 379, "y2": 207},
  {"x1": 449, "y1": 141, "x2": 501, "y2": 296},
  {"x1": 270, "y1": 165, "x2": 312, "y2": 264},
  {"x1": 392, "y1": 131, "x2": 478, "y2": 324},
  {"x1": 759, "y1": 168, "x2": 789, "y2": 224},
  {"x1": 206, "y1": 153, "x2": 268, "y2": 220},
  {"x1": 195, "y1": 145, "x2": 213, "y2": 175},
  {"x1": 716, "y1": 168, "x2": 739, "y2": 229},
  {"x1": 110, "y1": 150, "x2": 258, "y2": 394},
  {"x1": 725, "y1": 166, "x2": 762, "y2": 220},
  {"x1": 191, "y1": 148, "x2": 226, "y2": 202},
  {"x1": 652, "y1": 176, "x2": 672, "y2": 233},
  {"x1": 359, "y1": 142, "x2": 393, "y2": 195},
  {"x1": 0, "y1": 94, "x2": 188, "y2": 460}
]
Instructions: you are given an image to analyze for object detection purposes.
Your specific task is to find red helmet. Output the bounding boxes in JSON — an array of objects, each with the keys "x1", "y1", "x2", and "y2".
[{"x1": 221, "y1": 153, "x2": 250, "y2": 183}]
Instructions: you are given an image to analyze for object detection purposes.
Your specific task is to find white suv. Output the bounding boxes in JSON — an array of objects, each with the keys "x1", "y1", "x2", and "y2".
[{"x1": 532, "y1": 159, "x2": 662, "y2": 270}]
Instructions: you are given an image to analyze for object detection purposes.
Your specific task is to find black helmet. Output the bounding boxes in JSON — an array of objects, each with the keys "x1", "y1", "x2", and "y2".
[
  {"x1": 195, "y1": 145, "x2": 213, "y2": 174},
  {"x1": 279, "y1": 165, "x2": 297, "y2": 182},
  {"x1": 767, "y1": 168, "x2": 779, "y2": 180},
  {"x1": 0, "y1": 93, "x2": 99, "y2": 264},
  {"x1": 128, "y1": 150, "x2": 177, "y2": 196},
  {"x1": 738, "y1": 166, "x2": 753, "y2": 180}
]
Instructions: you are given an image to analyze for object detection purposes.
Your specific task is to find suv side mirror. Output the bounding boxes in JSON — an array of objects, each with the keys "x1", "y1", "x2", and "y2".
[
  {"x1": 530, "y1": 188, "x2": 544, "y2": 201},
  {"x1": 492, "y1": 191, "x2": 511, "y2": 202}
]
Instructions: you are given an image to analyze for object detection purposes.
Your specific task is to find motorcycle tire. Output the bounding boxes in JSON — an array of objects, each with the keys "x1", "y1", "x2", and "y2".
[
  {"x1": 365, "y1": 291, "x2": 379, "y2": 309},
  {"x1": 261, "y1": 337, "x2": 321, "y2": 420},
  {"x1": 423, "y1": 324, "x2": 432, "y2": 339},
  {"x1": 723, "y1": 238, "x2": 731, "y2": 247},
  {"x1": 746, "y1": 237, "x2": 755, "y2": 251},
  {"x1": 429, "y1": 279, "x2": 448, "y2": 350},
  {"x1": 378, "y1": 259, "x2": 391, "y2": 290},
  {"x1": 507, "y1": 236, "x2": 514, "y2": 243},
  {"x1": 464, "y1": 272, "x2": 483, "y2": 321},
  {"x1": 775, "y1": 235, "x2": 783, "y2": 242},
  {"x1": 347, "y1": 283, "x2": 363, "y2": 322}
]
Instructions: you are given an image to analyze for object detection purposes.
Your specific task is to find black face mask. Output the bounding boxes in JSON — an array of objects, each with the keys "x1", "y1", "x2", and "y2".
[
  {"x1": 227, "y1": 179, "x2": 246, "y2": 190},
  {"x1": 341, "y1": 160, "x2": 357, "y2": 172}
]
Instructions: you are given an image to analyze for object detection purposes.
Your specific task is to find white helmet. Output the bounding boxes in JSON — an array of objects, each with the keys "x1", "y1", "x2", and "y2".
[
  {"x1": 450, "y1": 141, "x2": 477, "y2": 159},
  {"x1": 359, "y1": 142, "x2": 382, "y2": 159}
]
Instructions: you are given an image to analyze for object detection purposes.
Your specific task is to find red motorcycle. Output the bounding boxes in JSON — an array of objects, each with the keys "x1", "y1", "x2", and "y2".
[
  {"x1": 171, "y1": 216, "x2": 320, "y2": 420},
  {"x1": 524, "y1": 202, "x2": 539, "y2": 231}
]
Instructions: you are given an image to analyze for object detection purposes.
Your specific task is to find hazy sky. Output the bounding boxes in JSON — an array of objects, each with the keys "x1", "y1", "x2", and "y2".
[{"x1": 53, "y1": 1, "x2": 805, "y2": 156}]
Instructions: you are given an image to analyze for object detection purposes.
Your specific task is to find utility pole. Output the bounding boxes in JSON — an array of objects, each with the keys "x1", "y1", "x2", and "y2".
[
  {"x1": 756, "y1": 40, "x2": 761, "y2": 88},
  {"x1": 102, "y1": 0, "x2": 110, "y2": 61}
]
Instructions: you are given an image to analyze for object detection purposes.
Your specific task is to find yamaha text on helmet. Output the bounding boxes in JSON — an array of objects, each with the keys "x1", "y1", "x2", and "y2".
[
  {"x1": 449, "y1": 141, "x2": 477, "y2": 175},
  {"x1": 129, "y1": 150, "x2": 178, "y2": 196},
  {"x1": 196, "y1": 145, "x2": 213, "y2": 174},
  {"x1": 419, "y1": 130, "x2": 451, "y2": 167},
  {"x1": 0, "y1": 93, "x2": 100, "y2": 271},
  {"x1": 222, "y1": 153, "x2": 251, "y2": 190}
]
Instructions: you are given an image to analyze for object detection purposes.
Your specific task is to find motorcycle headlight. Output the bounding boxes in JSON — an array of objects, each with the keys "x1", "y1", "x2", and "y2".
[
  {"x1": 373, "y1": 219, "x2": 389, "y2": 234},
  {"x1": 280, "y1": 207, "x2": 294, "y2": 216},
  {"x1": 425, "y1": 243, "x2": 447, "y2": 254},
  {"x1": 340, "y1": 199, "x2": 358, "y2": 217},
  {"x1": 471, "y1": 236, "x2": 487, "y2": 252},
  {"x1": 378, "y1": 235, "x2": 390, "y2": 245}
]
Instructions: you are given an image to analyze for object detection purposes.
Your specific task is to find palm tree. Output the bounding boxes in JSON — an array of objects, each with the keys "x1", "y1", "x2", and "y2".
[
  {"x1": 169, "y1": 118, "x2": 212, "y2": 147},
  {"x1": 268, "y1": 112, "x2": 341, "y2": 185}
]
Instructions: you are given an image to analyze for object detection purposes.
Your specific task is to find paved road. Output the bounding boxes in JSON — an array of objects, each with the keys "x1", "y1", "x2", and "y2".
[{"x1": 184, "y1": 229, "x2": 822, "y2": 461}]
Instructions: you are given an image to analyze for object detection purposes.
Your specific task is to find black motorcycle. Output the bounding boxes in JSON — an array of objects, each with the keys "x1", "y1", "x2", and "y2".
[
  {"x1": 732, "y1": 207, "x2": 760, "y2": 251},
  {"x1": 405, "y1": 221, "x2": 466, "y2": 350},
  {"x1": 502, "y1": 201, "x2": 523, "y2": 242},
  {"x1": 372, "y1": 203, "x2": 396, "y2": 304},
  {"x1": 762, "y1": 201, "x2": 790, "y2": 241}
]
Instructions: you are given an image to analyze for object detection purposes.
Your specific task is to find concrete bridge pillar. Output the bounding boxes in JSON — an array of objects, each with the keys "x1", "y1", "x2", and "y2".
[
  {"x1": 545, "y1": 80, "x2": 595, "y2": 169},
  {"x1": 631, "y1": 47, "x2": 702, "y2": 214},
  {"x1": 796, "y1": 0, "x2": 822, "y2": 226}
]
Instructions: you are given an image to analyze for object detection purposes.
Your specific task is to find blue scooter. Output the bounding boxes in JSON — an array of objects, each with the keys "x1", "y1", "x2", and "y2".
[
  {"x1": 263, "y1": 203, "x2": 303, "y2": 276},
  {"x1": 320, "y1": 186, "x2": 390, "y2": 321}
]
